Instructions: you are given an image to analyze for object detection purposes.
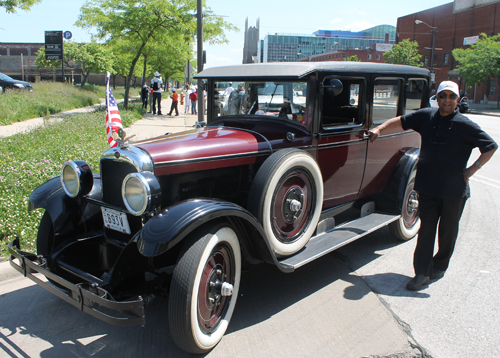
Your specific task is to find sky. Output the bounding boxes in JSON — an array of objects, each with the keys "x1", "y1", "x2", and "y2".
[{"x1": 1, "y1": 0, "x2": 453, "y2": 70}]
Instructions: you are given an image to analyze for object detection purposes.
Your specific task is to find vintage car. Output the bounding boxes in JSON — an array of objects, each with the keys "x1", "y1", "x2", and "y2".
[{"x1": 9, "y1": 62, "x2": 429, "y2": 354}]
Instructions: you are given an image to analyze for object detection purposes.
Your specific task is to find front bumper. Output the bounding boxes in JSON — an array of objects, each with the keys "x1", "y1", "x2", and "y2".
[{"x1": 8, "y1": 237, "x2": 145, "y2": 327}]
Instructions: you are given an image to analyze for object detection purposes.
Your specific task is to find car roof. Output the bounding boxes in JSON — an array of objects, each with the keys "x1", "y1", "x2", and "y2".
[{"x1": 195, "y1": 62, "x2": 430, "y2": 80}]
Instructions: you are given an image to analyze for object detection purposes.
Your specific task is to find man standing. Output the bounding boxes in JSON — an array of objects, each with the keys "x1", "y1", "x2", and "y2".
[
  {"x1": 223, "y1": 82, "x2": 234, "y2": 97},
  {"x1": 228, "y1": 84, "x2": 245, "y2": 115},
  {"x1": 190, "y1": 88, "x2": 198, "y2": 115},
  {"x1": 151, "y1": 72, "x2": 163, "y2": 115},
  {"x1": 168, "y1": 88, "x2": 179, "y2": 116},
  {"x1": 368, "y1": 81, "x2": 497, "y2": 291}
]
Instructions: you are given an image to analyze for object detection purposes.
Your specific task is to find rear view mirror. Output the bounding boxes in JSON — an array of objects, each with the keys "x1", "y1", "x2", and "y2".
[{"x1": 323, "y1": 79, "x2": 343, "y2": 96}]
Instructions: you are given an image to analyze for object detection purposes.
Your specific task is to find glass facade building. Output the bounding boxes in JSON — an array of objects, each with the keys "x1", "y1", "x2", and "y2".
[{"x1": 258, "y1": 25, "x2": 395, "y2": 63}]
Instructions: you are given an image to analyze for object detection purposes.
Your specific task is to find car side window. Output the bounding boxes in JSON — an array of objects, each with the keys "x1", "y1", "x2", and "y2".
[
  {"x1": 405, "y1": 79, "x2": 427, "y2": 114},
  {"x1": 372, "y1": 78, "x2": 402, "y2": 124},
  {"x1": 321, "y1": 78, "x2": 363, "y2": 130}
]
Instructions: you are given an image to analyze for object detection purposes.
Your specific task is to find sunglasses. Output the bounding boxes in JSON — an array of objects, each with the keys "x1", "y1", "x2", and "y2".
[{"x1": 438, "y1": 92, "x2": 458, "y2": 100}]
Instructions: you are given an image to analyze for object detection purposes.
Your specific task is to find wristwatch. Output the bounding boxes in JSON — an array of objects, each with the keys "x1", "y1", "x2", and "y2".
[{"x1": 474, "y1": 160, "x2": 482, "y2": 169}]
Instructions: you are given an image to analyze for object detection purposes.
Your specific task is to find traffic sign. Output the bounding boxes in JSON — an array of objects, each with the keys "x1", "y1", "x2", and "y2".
[
  {"x1": 64, "y1": 31, "x2": 73, "y2": 40},
  {"x1": 45, "y1": 31, "x2": 63, "y2": 60}
]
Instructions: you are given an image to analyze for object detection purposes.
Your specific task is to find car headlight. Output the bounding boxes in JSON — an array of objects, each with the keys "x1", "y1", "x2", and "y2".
[
  {"x1": 61, "y1": 160, "x2": 93, "y2": 198},
  {"x1": 122, "y1": 172, "x2": 161, "y2": 216},
  {"x1": 13, "y1": 83, "x2": 25, "y2": 89}
]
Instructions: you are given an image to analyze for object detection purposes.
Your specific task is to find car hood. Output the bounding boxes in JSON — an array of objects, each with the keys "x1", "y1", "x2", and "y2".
[{"x1": 134, "y1": 126, "x2": 272, "y2": 175}]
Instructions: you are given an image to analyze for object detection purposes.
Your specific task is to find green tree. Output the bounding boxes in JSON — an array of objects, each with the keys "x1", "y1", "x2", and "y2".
[
  {"x1": 77, "y1": 0, "x2": 236, "y2": 109},
  {"x1": 1, "y1": 0, "x2": 40, "y2": 13},
  {"x1": 384, "y1": 39, "x2": 423, "y2": 67},
  {"x1": 453, "y1": 33, "x2": 500, "y2": 107},
  {"x1": 35, "y1": 42, "x2": 114, "y2": 87},
  {"x1": 345, "y1": 55, "x2": 361, "y2": 62}
]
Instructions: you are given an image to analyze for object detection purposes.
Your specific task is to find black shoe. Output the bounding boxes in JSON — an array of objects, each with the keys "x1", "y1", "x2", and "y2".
[
  {"x1": 406, "y1": 274, "x2": 430, "y2": 291},
  {"x1": 431, "y1": 268, "x2": 445, "y2": 279},
  {"x1": 158, "y1": 112, "x2": 162, "y2": 115}
]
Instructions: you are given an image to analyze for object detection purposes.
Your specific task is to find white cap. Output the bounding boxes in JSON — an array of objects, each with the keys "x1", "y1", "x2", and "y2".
[
  {"x1": 154, "y1": 71, "x2": 160, "y2": 77},
  {"x1": 436, "y1": 81, "x2": 459, "y2": 97},
  {"x1": 172, "y1": 88, "x2": 176, "y2": 92}
]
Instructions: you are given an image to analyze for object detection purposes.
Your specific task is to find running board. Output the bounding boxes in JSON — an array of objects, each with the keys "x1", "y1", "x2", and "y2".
[{"x1": 279, "y1": 212, "x2": 400, "y2": 271}]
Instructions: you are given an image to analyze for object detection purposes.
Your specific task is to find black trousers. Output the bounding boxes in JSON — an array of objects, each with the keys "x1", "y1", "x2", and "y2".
[
  {"x1": 169, "y1": 101, "x2": 179, "y2": 115},
  {"x1": 413, "y1": 193, "x2": 467, "y2": 276},
  {"x1": 152, "y1": 92, "x2": 162, "y2": 114}
]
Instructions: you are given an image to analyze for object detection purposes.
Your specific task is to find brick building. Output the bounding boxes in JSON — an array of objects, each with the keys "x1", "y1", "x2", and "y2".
[{"x1": 397, "y1": 1, "x2": 500, "y2": 103}]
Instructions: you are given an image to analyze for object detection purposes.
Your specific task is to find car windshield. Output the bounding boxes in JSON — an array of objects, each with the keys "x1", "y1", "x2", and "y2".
[
  {"x1": 0, "y1": 73, "x2": 14, "y2": 81},
  {"x1": 210, "y1": 80, "x2": 309, "y2": 128}
]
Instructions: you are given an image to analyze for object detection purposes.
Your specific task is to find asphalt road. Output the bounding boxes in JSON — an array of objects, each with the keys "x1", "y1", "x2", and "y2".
[{"x1": 1, "y1": 113, "x2": 498, "y2": 358}]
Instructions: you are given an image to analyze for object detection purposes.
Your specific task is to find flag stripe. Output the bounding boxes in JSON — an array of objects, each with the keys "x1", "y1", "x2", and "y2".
[{"x1": 105, "y1": 72, "x2": 123, "y2": 148}]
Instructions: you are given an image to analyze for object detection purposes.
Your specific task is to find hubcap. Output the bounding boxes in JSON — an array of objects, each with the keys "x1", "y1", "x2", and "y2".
[
  {"x1": 403, "y1": 185, "x2": 419, "y2": 228},
  {"x1": 272, "y1": 169, "x2": 315, "y2": 242},
  {"x1": 198, "y1": 244, "x2": 234, "y2": 333}
]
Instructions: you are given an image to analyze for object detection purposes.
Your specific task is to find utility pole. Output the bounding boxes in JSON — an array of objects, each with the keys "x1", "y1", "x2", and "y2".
[{"x1": 197, "y1": 0, "x2": 204, "y2": 122}]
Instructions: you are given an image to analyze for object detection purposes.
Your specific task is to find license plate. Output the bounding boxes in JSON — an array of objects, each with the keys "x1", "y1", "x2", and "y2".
[{"x1": 101, "y1": 207, "x2": 131, "y2": 234}]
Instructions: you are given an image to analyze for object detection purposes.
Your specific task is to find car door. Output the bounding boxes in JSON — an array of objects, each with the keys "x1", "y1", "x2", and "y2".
[
  {"x1": 316, "y1": 76, "x2": 368, "y2": 209},
  {"x1": 359, "y1": 77, "x2": 405, "y2": 197}
]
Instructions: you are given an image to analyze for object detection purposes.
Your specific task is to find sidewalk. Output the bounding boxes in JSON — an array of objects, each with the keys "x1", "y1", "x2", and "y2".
[
  {"x1": 129, "y1": 98, "x2": 201, "y2": 141},
  {"x1": 468, "y1": 102, "x2": 500, "y2": 117}
]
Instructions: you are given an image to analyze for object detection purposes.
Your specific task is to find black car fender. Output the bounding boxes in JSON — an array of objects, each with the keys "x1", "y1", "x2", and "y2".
[
  {"x1": 28, "y1": 174, "x2": 103, "y2": 240},
  {"x1": 375, "y1": 148, "x2": 420, "y2": 213},
  {"x1": 137, "y1": 198, "x2": 279, "y2": 267}
]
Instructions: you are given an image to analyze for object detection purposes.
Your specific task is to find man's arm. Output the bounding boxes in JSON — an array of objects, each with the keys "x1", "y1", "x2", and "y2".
[
  {"x1": 463, "y1": 148, "x2": 497, "y2": 184},
  {"x1": 366, "y1": 116, "x2": 403, "y2": 143}
]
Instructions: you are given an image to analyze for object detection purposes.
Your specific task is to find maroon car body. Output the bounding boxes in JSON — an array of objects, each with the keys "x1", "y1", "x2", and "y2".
[{"x1": 9, "y1": 62, "x2": 429, "y2": 354}]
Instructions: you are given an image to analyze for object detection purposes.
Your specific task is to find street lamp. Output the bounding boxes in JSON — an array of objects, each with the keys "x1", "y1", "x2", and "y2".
[{"x1": 415, "y1": 19, "x2": 437, "y2": 84}]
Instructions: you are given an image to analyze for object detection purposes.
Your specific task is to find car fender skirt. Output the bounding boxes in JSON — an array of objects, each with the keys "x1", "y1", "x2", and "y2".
[{"x1": 138, "y1": 199, "x2": 268, "y2": 258}]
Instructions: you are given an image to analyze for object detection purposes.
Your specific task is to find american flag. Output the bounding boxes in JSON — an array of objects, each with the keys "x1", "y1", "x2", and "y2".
[{"x1": 105, "y1": 72, "x2": 123, "y2": 148}]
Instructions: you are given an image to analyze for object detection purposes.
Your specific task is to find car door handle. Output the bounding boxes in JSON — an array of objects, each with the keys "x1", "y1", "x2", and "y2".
[{"x1": 362, "y1": 133, "x2": 370, "y2": 140}]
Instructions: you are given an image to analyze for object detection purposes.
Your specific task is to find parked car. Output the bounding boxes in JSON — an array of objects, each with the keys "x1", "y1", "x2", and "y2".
[
  {"x1": 0, "y1": 72, "x2": 33, "y2": 92},
  {"x1": 429, "y1": 94, "x2": 438, "y2": 108},
  {"x1": 458, "y1": 96, "x2": 469, "y2": 113},
  {"x1": 9, "y1": 62, "x2": 429, "y2": 354}
]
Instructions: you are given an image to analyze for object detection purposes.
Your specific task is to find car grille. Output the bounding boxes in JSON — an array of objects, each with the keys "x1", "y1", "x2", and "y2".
[{"x1": 101, "y1": 159, "x2": 138, "y2": 209}]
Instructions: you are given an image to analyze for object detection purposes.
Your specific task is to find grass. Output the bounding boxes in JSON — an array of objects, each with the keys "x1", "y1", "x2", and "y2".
[
  {"x1": 0, "y1": 82, "x2": 142, "y2": 126},
  {"x1": 80, "y1": 83, "x2": 141, "y2": 100},
  {"x1": 0, "y1": 104, "x2": 145, "y2": 259}
]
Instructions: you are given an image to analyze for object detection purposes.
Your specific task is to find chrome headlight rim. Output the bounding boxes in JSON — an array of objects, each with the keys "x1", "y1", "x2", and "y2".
[
  {"x1": 61, "y1": 161, "x2": 82, "y2": 198},
  {"x1": 61, "y1": 160, "x2": 93, "y2": 198},
  {"x1": 122, "y1": 173, "x2": 153, "y2": 216}
]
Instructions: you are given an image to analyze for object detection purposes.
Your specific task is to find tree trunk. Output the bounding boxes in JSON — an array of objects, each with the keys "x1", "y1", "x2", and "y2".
[
  {"x1": 142, "y1": 54, "x2": 147, "y2": 86},
  {"x1": 81, "y1": 71, "x2": 90, "y2": 88},
  {"x1": 123, "y1": 43, "x2": 148, "y2": 110}
]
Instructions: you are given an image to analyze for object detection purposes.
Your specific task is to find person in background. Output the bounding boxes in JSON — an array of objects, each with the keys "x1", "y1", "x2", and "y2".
[
  {"x1": 168, "y1": 88, "x2": 179, "y2": 116},
  {"x1": 148, "y1": 85, "x2": 154, "y2": 113},
  {"x1": 185, "y1": 85, "x2": 192, "y2": 114},
  {"x1": 228, "y1": 84, "x2": 245, "y2": 115},
  {"x1": 367, "y1": 80, "x2": 497, "y2": 291},
  {"x1": 141, "y1": 83, "x2": 149, "y2": 110},
  {"x1": 151, "y1": 71, "x2": 163, "y2": 115},
  {"x1": 223, "y1": 82, "x2": 234, "y2": 97},
  {"x1": 190, "y1": 87, "x2": 198, "y2": 115}
]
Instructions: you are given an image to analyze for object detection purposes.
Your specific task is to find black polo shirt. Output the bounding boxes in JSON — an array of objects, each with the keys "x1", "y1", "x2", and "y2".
[{"x1": 401, "y1": 108, "x2": 498, "y2": 199}]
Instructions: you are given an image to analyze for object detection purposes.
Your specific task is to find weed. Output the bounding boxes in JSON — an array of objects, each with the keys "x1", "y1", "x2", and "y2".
[{"x1": 0, "y1": 104, "x2": 145, "y2": 258}]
